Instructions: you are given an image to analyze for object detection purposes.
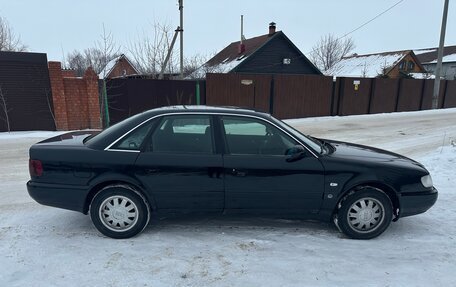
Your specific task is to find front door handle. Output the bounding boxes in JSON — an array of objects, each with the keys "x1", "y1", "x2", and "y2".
[{"x1": 232, "y1": 168, "x2": 247, "y2": 177}]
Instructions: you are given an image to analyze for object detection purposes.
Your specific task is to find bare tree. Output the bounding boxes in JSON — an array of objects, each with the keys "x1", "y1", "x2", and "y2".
[
  {"x1": 182, "y1": 53, "x2": 217, "y2": 79},
  {"x1": 378, "y1": 60, "x2": 390, "y2": 78},
  {"x1": 45, "y1": 88, "x2": 57, "y2": 129},
  {"x1": 0, "y1": 86, "x2": 11, "y2": 132},
  {"x1": 310, "y1": 34, "x2": 355, "y2": 73},
  {"x1": 128, "y1": 22, "x2": 178, "y2": 76},
  {"x1": 0, "y1": 16, "x2": 27, "y2": 52},
  {"x1": 361, "y1": 62, "x2": 369, "y2": 78},
  {"x1": 96, "y1": 25, "x2": 120, "y2": 78},
  {"x1": 65, "y1": 25, "x2": 119, "y2": 77},
  {"x1": 65, "y1": 50, "x2": 88, "y2": 76}
]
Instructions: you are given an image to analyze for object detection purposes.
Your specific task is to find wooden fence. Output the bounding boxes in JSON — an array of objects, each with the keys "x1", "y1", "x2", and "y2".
[
  {"x1": 105, "y1": 78, "x2": 205, "y2": 125},
  {"x1": 103, "y1": 73, "x2": 456, "y2": 127},
  {"x1": 206, "y1": 73, "x2": 456, "y2": 119},
  {"x1": 0, "y1": 52, "x2": 55, "y2": 132}
]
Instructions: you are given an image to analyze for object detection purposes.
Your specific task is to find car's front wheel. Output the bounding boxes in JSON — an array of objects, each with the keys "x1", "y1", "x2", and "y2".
[
  {"x1": 336, "y1": 187, "x2": 393, "y2": 239},
  {"x1": 90, "y1": 185, "x2": 150, "y2": 239}
]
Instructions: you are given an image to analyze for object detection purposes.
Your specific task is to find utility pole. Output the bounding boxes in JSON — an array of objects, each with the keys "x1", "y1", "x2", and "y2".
[
  {"x1": 432, "y1": 0, "x2": 449, "y2": 109},
  {"x1": 179, "y1": 0, "x2": 184, "y2": 79},
  {"x1": 159, "y1": 27, "x2": 180, "y2": 80}
]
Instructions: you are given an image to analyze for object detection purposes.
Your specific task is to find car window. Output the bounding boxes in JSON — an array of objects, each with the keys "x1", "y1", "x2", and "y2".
[
  {"x1": 221, "y1": 116, "x2": 296, "y2": 155},
  {"x1": 150, "y1": 115, "x2": 214, "y2": 154},
  {"x1": 111, "y1": 120, "x2": 155, "y2": 151},
  {"x1": 277, "y1": 120, "x2": 322, "y2": 154},
  {"x1": 85, "y1": 112, "x2": 147, "y2": 149}
]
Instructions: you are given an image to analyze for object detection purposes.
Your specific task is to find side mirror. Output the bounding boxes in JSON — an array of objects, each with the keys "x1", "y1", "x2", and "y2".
[{"x1": 285, "y1": 145, "x2": 306, "y2": 162}]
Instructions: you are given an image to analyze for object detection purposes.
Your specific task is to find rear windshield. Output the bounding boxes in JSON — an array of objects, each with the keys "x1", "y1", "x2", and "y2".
[{"x1": 85, "y1": 113, "x2": 148, "y2": 149}]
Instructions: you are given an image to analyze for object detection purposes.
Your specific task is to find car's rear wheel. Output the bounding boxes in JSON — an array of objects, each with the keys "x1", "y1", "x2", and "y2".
[
  {"x1": 336, "y1": 187, "x2": 393, "y2": 239},
  {"x1": 90, "y1": 185, "x2": 150, "y2": 239}
]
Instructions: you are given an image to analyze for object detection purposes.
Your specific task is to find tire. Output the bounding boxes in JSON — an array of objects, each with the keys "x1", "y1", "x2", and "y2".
[
  {"x1": 90, "y1": 185, "x2": 150, "y2": 239},
  {"x1": 336, "y1": 187, "x2": 393, "y2": 239}
]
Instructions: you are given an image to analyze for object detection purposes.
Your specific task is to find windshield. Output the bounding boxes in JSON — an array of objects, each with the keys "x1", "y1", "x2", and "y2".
[{"x1": 276, "y1": 119, "x2": 323, "y2": 154}]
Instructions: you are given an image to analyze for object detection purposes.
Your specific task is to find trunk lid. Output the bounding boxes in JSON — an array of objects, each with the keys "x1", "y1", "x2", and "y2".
[{"x1": 36, "y1": 130, "x2": 100, "y2": 147}]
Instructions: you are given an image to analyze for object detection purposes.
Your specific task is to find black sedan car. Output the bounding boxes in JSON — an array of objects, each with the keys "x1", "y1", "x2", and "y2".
[{"x1": 27, "y1": 106, "x2": 437, "y2": 239}]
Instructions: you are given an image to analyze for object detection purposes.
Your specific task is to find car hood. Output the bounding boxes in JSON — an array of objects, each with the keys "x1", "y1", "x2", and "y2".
[{"x1": 325, "y1": 140, "x2": 426, "y2": 171}]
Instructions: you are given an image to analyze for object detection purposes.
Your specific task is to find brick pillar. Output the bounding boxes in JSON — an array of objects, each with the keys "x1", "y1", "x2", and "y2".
[
  {"x1": 48, "y1": 61, "x2": 69, "y2": 130},
  {"x1": 84, "y1": 67, "x2": 102, "y2": 129},
  {"x1": 62, "y1": 69, "x2": 76, "y2": 78}
]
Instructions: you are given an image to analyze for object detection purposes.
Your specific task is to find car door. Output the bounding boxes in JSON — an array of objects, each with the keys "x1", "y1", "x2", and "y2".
[
  {"x1": 220, "y1": 115, "x2": 325, "y2": 215},
  {"x1": 134, "y1": 114, "x2": 224, "y2": 213}
]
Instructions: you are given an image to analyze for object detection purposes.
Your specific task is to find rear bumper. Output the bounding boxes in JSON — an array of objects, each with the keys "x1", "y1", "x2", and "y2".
[
  {"x1": 399, "y1": 187, "x2": 438, "y2": 218},
  {"x1": 27, "y1": 181, "x2": 89, "y2": 213}
]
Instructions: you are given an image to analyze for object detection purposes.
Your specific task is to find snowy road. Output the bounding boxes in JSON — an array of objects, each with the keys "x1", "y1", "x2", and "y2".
[
  {"x1": 0, "y1": 109, "x2": 455, "y2": 287},
  {"x1": 288, "y1": 108, "x2": 456, "y2": 158}
]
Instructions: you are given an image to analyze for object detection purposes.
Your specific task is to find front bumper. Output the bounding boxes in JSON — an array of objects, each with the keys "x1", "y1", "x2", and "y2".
[
  {"x1": 399, "y1": 187, "x2": 438, "y2": 218},
  {"x1": 27, "y1": 181, "x2": 89, "y2": 213}
]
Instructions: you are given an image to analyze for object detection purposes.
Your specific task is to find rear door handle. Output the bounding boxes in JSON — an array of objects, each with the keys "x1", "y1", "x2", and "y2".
[{"x1": 232, "y1": 168, "x2": 247, "y2": 177}]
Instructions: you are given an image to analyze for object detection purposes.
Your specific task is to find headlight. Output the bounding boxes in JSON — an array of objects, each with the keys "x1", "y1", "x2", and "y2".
[{"x1": 421, "y1": 175, "x2": 433, "y2": 188}]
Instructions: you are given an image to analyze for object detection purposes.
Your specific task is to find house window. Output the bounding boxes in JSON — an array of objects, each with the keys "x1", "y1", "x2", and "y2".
[
  {"x1": 398, "y1": 60, "x2": 406, "y2": 70},
  {"x1": 407, "y1": 61, "x2": 415, "y2": 71}
]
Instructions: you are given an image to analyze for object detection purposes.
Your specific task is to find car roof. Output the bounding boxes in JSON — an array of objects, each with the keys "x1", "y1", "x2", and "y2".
[{"x1": 141, "y1": 105, "x2": 271, "y2": 118}]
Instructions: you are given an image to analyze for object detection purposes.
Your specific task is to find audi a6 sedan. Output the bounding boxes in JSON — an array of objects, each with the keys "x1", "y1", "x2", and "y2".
[{"x1": 27, "y1": 106, "x2": 438, "y2": 239}]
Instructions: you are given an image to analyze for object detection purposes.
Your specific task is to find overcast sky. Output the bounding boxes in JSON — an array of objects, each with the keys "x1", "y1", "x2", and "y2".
[{"x1": 1, "y1": 0, "x2": 455, "y2": 62}]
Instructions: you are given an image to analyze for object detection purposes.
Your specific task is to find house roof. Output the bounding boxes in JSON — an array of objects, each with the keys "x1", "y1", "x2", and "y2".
[
  {"x1": 414, "y1": 45, "x2": 456, "y2": 64},
  {"x1": 206, "y1": 33, "x2": 272, "y2": 67},
  {"x1": 98, "y1": 54, "x2": 139, "y2": 79},
  {"x1": 188, "y1": 33, "x2": 275, "y2": 79},
  {"x1": 189, "y1": 30, "x2": 320, "y2": 78},
  {"x1": 328, "y1": 50, "x2": 423, "y2": 78}
]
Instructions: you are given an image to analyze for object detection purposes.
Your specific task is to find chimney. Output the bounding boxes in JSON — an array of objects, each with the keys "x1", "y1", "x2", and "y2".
[
  {"x1": 269, "y1": 22, "x2": 276, "y2": 36},
  {"x1": 238, "y1": 15, "x2": 246, "y2": 54},
  {"x1": 238, "y1": 43, "x2": 245, "y2": 54}
]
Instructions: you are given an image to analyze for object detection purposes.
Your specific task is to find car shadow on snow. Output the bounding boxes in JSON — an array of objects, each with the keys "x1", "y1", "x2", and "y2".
[
  {"x1": 41, "y1": 210, "x2": 436, "y2": 240},
  {"x1": 48, "y1": 210, "x2": 342, "y2": 239},
  {"x1": 145, "y1": 215, "x2": 342, "y2": 238}
]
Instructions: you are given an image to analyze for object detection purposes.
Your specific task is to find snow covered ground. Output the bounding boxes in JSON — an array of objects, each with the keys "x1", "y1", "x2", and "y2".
[{"x1": 0, "y1": 108, "x2": 455, "y2": 287}]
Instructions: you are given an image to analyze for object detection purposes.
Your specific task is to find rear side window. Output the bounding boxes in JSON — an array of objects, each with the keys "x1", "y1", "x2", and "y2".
[
  {"x1": 111, "y1": 120, "x2": 155, "y2": 151},
  {"x1": 149, "y1": 115, "x2": 214, "y2": 154}
]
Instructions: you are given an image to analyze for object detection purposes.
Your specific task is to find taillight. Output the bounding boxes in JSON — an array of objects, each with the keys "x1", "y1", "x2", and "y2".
[{"x1": 29, "y1": 159, "x2": 43, "y2": 177}]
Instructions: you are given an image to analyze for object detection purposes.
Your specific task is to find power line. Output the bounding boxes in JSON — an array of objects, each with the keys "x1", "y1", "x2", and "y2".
[{"x1": 337, "y1": 0, "x2": 405, "y2": 41}]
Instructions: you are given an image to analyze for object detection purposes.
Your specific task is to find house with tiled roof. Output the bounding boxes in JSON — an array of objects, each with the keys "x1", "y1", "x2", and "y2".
[
  {"x1": 328, "y1": 50, "x2": 427, "y2": 79},
  {"x1": 189, "y1": 23, "x2": 321, "y2": 79},
  {"x1": 414, "y1": 45, "x2": 456, "y2": 80}
]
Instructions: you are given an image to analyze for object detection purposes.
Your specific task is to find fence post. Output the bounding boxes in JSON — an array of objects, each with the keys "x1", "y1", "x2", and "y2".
[
  {"x1": 419, "y1": 80, "x2": 426, "y2": 110},
  {"x1": 367, "y1": 78, "x2": 375, "y2": 114},
  {"x1": 337, "y1": 78, "x2": 345, "y2": 116},
  {"x1": 196, "y1": 81, "x2": 200, "y2": 105},
  {"x1": 330, "y1": 78, "x2": 336, "y2": 116},
  {"x1": 440, "y1": 80, "x2": 448, "y2": 109},
  {"x1": 394, "y1": 78, "x2": 402, "y2": 112},
  {"x1": 103, "y1": 80, "x2": 110, "y2": 128}
]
